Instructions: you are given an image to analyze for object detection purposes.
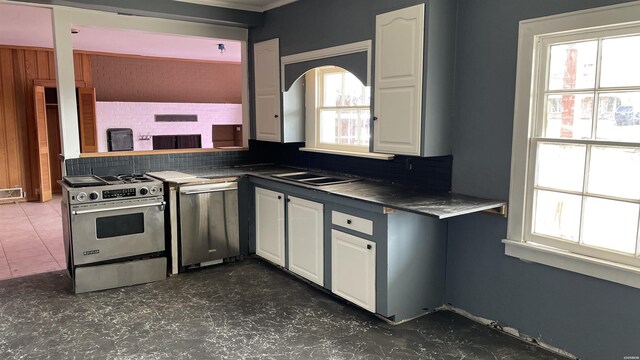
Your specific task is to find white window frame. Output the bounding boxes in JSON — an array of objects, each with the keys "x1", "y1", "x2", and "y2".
[
  {"x1": 504, "y1": 0, "x2": 640, "y2": 289},
  {"x1": 280, "y1": 41, "x2": 393, "y2": 160},
  {"x1": 309, "y1": 66, "x2": 371, "y2": 153}
]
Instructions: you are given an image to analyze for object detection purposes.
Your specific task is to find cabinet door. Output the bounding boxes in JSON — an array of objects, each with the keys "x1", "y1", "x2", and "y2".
[
  {"x1": 254, "y1": 38, "x2": 281, "y2": 142},
  {"x1": 255, "y1": 187, "x2": 285, "y2": 266},
  {"x1": 331, "y1": 229, "x2": 376, "y2": 312},
  {"x1": 373, "y1": 4, "x2": 424, "y2": 156},
  {"x1": 33, "y1": 86, "x2": 52, "y2": 202},
  {"x1": 287, "y1": 196, "x2": 324, "y2": 286}
]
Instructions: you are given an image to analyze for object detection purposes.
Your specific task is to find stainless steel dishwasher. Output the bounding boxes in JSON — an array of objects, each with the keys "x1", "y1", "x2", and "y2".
[{"x1": 178, "y1": 181, "x2": 239, "y2": 268}]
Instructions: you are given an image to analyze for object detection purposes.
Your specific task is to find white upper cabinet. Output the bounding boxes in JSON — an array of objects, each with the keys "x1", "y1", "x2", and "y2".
[
  {"x1": 254, "y1": 38, "x2": 282, "y2": 142},
  {"x1": 374, "y1": 4, "x2": 424, "y2": 156},
  {"x1": 373, "y1": 2, "x2": 455, "y2": 157}
]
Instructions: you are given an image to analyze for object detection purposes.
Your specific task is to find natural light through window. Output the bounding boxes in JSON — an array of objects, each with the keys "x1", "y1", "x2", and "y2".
[
  {"x1": 529, "y1": 30, "x2": 640, "y2": 266},
  {"x1": 316, "y1": 67, "x2": 371, "y2": 151}
]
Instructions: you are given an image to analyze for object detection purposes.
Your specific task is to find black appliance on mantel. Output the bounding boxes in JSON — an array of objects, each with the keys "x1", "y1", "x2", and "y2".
[{"x1": 107, "y1": 128, "x2": 134, "y2": 152}]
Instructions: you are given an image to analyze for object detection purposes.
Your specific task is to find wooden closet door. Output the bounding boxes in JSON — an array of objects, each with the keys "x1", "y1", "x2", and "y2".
[
  {"x1": 78, "y1": 87, "x2": 98, "y2": 153},
  {"x1": 34, "y1": 86, "x2": 52, "y2": 202}
]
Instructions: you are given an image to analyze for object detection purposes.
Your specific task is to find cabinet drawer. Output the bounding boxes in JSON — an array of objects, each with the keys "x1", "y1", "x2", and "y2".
[{"x1": 331, "y1": 211, "x2": 373, "y2": 236}]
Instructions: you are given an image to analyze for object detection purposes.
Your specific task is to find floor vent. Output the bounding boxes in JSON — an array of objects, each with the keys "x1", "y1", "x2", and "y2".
[{"x1": 0, "y1": 188, "x2": 23, "y2": 201}]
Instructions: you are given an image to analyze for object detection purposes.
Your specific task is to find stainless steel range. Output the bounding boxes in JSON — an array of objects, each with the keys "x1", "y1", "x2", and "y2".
[{"x1": 61, "y1": 174, "x2": 167, "y2": 293}]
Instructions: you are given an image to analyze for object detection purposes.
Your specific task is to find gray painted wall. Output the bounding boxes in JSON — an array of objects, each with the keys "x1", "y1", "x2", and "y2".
[
  {"x1": 249, "y1": 0, "x2": 433, "y2": 142},
  {"x1": 449, "y1": 0, "x2": 640, "y2": 358},
  {"x1": 30, "y1": 0, "x2": 640, "y2": 356}
]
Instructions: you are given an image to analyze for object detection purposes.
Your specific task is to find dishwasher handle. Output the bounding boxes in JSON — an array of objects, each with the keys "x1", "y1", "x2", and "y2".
[{"x1": 180, "y1": 182, "x2": 237, "y2": 195}]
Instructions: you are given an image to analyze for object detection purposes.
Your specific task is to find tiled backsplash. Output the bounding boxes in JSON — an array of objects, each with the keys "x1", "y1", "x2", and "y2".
[
  {"x1": 248, "y1": 140, "x2": 452, "y2": 192},
  {"x1": 66, "y1": 141, "x2": 452, "y2": 193},
  {"x1": 65, "y1": 150, "x2": 252, "y2": 176}
]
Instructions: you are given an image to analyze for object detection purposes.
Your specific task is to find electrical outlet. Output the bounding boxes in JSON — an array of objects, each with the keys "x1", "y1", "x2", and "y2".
[{"x1": 406, "y1": 158, "x2": 413, "y2": 170}]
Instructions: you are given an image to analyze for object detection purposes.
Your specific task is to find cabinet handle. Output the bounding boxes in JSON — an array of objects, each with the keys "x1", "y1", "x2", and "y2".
[
  {"x1": 367, "y1": 244, "x2": 372, "y2": 250},
  {"x1": 373, "y1": 116, "x2": 378, "y2": 121},
  {"x1": 347, "y1": 219, "x2": 352, "y2": 224},
  {"x1": 274, "y1": 114, "x2": 279, "y2": 118},
  {"x1": 287, "y1": 199, "x2": 291, "y2": 203},
  {"x1": 278, "y1": 195, "x2": 282, "y2": 199}
]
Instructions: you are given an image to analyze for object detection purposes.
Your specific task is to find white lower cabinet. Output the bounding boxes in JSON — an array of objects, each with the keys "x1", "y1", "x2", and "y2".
[
  {"x1": 287, "y1": 196, "x2": 324, "y2": 286},
  {"x1": 255, "y1": 187, "x2": 285, "y2": 266},
  {"x1": 331, "y1": 229, "x2": 376, "y2": 312}
]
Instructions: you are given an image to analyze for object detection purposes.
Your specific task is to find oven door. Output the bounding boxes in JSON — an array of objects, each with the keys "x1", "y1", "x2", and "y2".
[{"x1": 70, "y1": 196, "x2": 165, "y2": 265}]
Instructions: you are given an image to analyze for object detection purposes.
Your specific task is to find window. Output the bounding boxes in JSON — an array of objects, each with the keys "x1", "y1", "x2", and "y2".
[
  {"x1": 505, "y1": 3, "x2": 640, "y2": 288},
  {"x1": 316, "y1": 67, "x2": 371, "y2": 149},
  {"x1": 312, "y1": 67, "x2": 371, "y2": 152}
]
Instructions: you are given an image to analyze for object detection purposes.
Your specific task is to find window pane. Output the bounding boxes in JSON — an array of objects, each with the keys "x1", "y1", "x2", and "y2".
[
  {"x1": 544, "y1": 94, "x2": 593, "y2": 139},
  {"x1": 600, "y1": 35, "x2": 640, "y2": 88},
  {"x1": 533, "y1": 190, "x2": 582, "y2": 241},
  {"x1": 321, "y1": 70, "x2": 370, "y2": 107},
  {"x1": 319, "y1": 109, "x2": 370, "y2": 146},
  {"x1": 536, "y1": 143, "x2": 586, "y2": 192},
  {"x1": 548, "y1": 41, "x2": 597, "y2": 91},
  {"x1": 595, "y1": 91, "x2": 640, "y2": 142},
  {"x1": 343, "y1": 72, "x2": 370, "y2": 106},
  {"x1": 322, "y1": 72, "x2": 343, "y2": 107},
  {"x1": 588, "y1": 146, "x2": 640, "y2": 200},
  {"x1": 582, "y1": 197, "x2": 639, "y2": 254}
]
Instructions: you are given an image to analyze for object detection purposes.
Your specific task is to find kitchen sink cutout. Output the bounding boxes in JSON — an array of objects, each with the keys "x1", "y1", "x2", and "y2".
[{"x1": 271, "y1": 172, "x2": 360, "y2": 186}]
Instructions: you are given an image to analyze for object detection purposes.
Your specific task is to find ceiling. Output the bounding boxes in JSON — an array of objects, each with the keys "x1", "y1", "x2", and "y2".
[
  {"x1": 0, "y1": 3, "x2": 242, "y2": 62},
  {"x1": 174, "y1": 0, "x2": 298, "y2": 12}
]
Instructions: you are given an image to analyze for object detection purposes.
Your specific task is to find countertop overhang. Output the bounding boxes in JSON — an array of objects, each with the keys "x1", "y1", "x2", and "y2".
[{"x1": 148, "y1": 165, "x2": 507, "y2": 220}]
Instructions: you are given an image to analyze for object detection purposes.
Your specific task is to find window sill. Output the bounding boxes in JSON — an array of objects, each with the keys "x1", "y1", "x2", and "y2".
[
  {"x1": 503, "y1": 239, "x2": 640, "y2": 289},
  {"x1": 299, "y1": 147, "x2": 395, "y2": 160}
]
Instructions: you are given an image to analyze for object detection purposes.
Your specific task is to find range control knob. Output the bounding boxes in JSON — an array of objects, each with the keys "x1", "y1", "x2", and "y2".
[
  {"x1": 149, "y1": 186, "x2": 159, "y2": 195},
  {"x1": 89, "y1": 192, "x2": 99, "y2": 201},
  {"x1": 139, "y1": 187, "x2": 149, "y2": 196},
  {"x1": 76, "y1": 192, "x2": 87, "y2": 202}
]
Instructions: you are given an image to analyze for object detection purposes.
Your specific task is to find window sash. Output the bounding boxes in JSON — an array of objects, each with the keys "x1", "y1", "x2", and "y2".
[
  {"x1": 315, "y1": 67, "x2": 371, "y2": 152},
  {"x1": 525, "y1": 26, "x2": 640, "y2": 265}
]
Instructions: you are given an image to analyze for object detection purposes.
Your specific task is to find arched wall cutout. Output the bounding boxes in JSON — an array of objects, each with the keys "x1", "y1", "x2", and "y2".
[{"x1": 280, "y1": 40, "x2": 372, "y2": 92}]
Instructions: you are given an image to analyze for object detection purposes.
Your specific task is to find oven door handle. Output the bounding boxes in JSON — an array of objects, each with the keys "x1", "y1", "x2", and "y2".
[{"x1": 72, "y1": 201, "x2": 166, "y2": 216}]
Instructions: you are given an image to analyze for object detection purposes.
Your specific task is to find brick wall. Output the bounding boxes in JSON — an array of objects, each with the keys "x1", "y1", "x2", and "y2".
[
  {"x1": 91, "y1": 55, "x2": 241, "y2": 103},
  {"x1": 96, "y1": 102, "x2": 242, "y2": 152}
]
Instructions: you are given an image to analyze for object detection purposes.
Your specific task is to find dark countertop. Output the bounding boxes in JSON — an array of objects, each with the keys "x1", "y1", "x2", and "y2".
[{"x1": 149, "y1": 164, "x2": 507, "y2": 220}]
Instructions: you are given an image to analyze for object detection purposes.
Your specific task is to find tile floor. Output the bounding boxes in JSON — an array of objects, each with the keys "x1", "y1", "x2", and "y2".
[{"x1": 0, "y1": 195, "x2": 65, "y2": 280}]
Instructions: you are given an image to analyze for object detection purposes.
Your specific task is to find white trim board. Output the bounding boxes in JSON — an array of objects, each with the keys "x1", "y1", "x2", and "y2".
[
  {"x1": 299, "y1": 147, "x2": 393, "y2": 160},
  {"x1": 504, "y1": 240, "x2": 640, "y2": 290},
  {"x1": 280, "y1": 40, "x2": 372, "y2": 90}
]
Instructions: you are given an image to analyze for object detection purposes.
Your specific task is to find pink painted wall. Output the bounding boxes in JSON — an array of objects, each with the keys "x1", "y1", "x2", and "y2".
[{"x1": 95, "y1": 102, "x2": 242, "y2": 152}]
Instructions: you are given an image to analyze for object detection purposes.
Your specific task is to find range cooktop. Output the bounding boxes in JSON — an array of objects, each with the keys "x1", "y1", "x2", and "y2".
[{"x1": 63, "y1": 174, "x2": 156, "y2": 188}]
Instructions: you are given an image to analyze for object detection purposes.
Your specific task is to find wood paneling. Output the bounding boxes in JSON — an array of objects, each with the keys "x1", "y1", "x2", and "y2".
[
  {"x1": 0, "y1": 49, "x2": 21, "y2": 191},
  {"x1": 90, "y1": 55, "x2": 241, "y2": 103},
  {"x1": 0, "y1": 46, "x2": 92, "y2": 200}
]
